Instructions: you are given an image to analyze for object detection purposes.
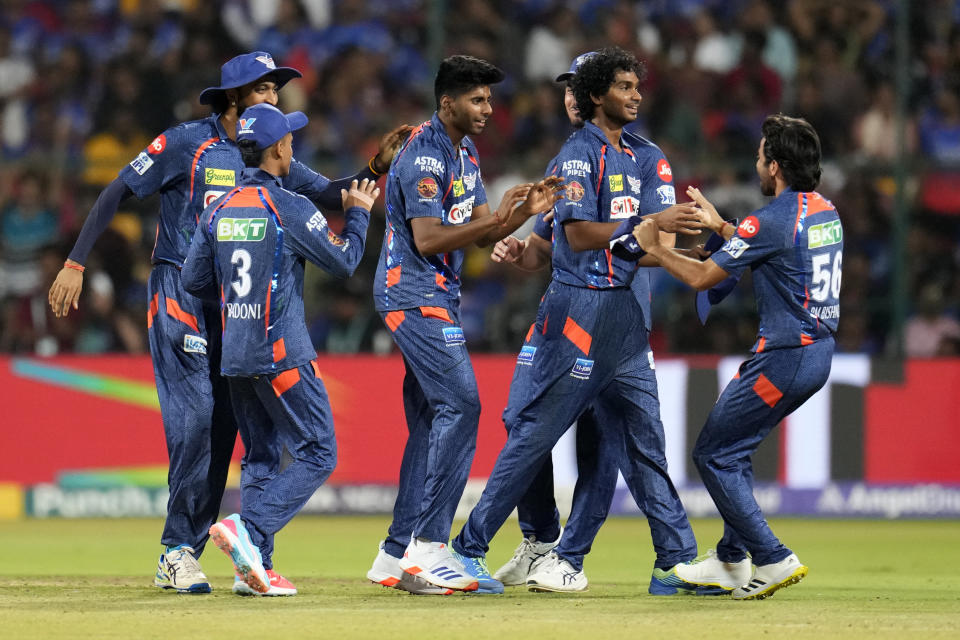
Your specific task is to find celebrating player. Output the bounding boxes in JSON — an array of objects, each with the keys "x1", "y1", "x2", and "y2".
[
  {"x1": 365, "y1": 55, "x2": 563, "y2": 595},
  {"x1": 490, "y1": 52, "x2": 710, "y2": 594},
  {"x1": 631, "y1": 114, "x2": 841, "y2": 600},
  {"x1": 181, "y1": 103, "x2": 378, "y2": 596},
  {"x1": 443, "y1": 47, "x2": 707, "y2": 594},
  {"x1": 47, "y1": 51, "x2": 409, "y2": 593}
]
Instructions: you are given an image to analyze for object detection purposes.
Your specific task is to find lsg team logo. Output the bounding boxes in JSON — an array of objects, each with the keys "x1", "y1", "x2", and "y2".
[
  {"x1": 570, "y1": 358, "x2": 594, "y2": 380},
  {"x1": 417, "y1": 176, "x2": 439, "y2": 199}
]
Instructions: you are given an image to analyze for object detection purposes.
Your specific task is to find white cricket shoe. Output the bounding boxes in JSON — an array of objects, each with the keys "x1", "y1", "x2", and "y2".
[
  {"x1": 732, "y1": 553, "x2": 808, "y2": 600},
  {"x1": 675, "y1": 549, "x2": 753, "y2": 590},
  {"x1": 366, "y1": 541, "x2": 453, "y2": 595},
  {"x1": 232, "y1": 570, "x2": 297, "y2": 596},
  {"x1": 398, "y1": 538, "x2": 478, "y2": 591},
  {"x1": 156, "y1": 547, "x2": 211, "y2": 593},
  {"x1": 526, "y1": 551, "x2": 588, "y2": 593},
  {"x1": 493, "y1": 531, "x2": 561, "y2": 586}
]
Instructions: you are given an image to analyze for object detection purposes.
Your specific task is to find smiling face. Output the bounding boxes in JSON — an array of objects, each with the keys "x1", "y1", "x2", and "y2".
[
  {"x1": 443, "y1": 85, "x2": 493, "y2": 139},
  {"x1": 595, "y1": 70, "x2": 641, "y2": 127},
  {"x1": 234, "y1": 74, "x2": 282, "y2": 113}
]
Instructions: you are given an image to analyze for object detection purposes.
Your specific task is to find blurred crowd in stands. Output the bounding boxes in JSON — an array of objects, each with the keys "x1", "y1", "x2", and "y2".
[{"x1": 2, "y1": 0, "x2": 960, "y2": 358}]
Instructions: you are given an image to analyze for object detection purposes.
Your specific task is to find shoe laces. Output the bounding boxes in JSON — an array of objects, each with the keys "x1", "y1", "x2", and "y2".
[{"x1": 169, "y1": 548, "x2": 203, "y2": 574}]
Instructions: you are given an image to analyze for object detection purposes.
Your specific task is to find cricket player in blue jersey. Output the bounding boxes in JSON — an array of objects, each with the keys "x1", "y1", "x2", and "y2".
[
  {"x1": 47, "y1": 51, "x2": 409, "y2": 593},
  {"x1": 181, "y1": 103, "x2": 380, "y2": 596},
  {"x1": 632, "y1": 114, "x2": 841, "y2": 600},
  {"x1": 443, "y1": 47, "x2": 707, "y2": 595},
  {"x1": 490, "y1": 52, "x2": 709, "y2": 592},
  {"x1": 365, "y1": 55, "x2": 563, "y2": 594}
]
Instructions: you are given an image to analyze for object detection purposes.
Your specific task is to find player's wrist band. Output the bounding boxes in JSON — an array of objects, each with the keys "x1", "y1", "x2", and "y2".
[
  {"x1": 64, "y1": 262, "x2": 85, "y2": 273},
  {"x1": 720, "y1": 221, "x2": 734, "y2": 235},
  {"x1": 369, "y1": 156, "x2": 386, "y2": 176}
]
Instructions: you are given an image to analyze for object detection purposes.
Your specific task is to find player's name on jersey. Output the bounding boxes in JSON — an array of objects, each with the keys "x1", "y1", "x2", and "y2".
[
  {"x1": 809, "y1": 304, "x2": 840, "y2": 320},
  {"x1": 225, "y1": 302, "x2": 263, "y2": 320}
]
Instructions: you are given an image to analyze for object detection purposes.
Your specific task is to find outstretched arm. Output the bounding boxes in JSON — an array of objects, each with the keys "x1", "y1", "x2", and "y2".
[{"x1": 633, "y1": 219, "x2": 730, "y2": 290}]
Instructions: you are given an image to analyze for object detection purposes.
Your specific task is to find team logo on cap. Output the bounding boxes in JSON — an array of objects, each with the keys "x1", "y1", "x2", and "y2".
[
  {"x1": 238, "y1": 118, "x2": 256, "y2": 135},
  {"x1": 417, "y1": 176, "x2": 439, "y2": 199},
  {"x1": 565, "y1": 181, "x2": 584, "y2": 202},
  {"x1": 255, "y1": 54, "x2": 277, "y2": 69}
]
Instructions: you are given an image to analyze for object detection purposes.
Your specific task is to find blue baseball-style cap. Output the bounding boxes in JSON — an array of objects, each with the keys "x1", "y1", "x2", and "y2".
[
  {"x1": 199, "y1": 51, "x2": 302, "y2": 105},
  {"x1": 236, "y1": 103, "x2": 308, "y2": 150},
  {"x1": 555, "y1": 51, "x2": 598, "y2": 82}
]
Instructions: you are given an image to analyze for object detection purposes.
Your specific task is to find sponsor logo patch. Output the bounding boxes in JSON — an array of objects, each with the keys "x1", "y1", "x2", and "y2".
[
  {"x1": 565, "y1": 180, "x2": 584, "y2": 202},
  {"x1": 562, "y1": 159, "x2": 591, "y2": 177},
  {"x1": 722, "y1": 236, "x2": 750, "y2": 259},
  {"x1": 808, "y1": 220, "x2": 842, "y2": 248},
  {"x1": 443, "y1": 326, "x2": 465, "y2": 346},
  {"x1": 417, "y1": 176, "x2": 439, "y2": 199},
  {"x1": 238, "y1": 117, "x2": 256, "y2": 135},
  {"x1": 452, "y1": 179, "x2": 465, "y2": 197},
  {"x1": 570, "y1": 358, "x2": 594, "y2": 380},
  {"x1": 627, "y1": 175, "x2": 642, "y2": 194},
  {"x1": 203, "y1": 190, "x2": 225, "y2": 207},
  {"x1": 608, "y1": 174, "x2": 624, "y2": 192},
  {"x1": 657, "y1": 159, "x2": 673, "y2": 182},
  {"x1": 130, "y1": 152, "x2": 154, "y2": 175},
  {"x1": 448, "y1": 196, "x2": 474, "y2": 224},
  {"x1": 656, "y1": 184, "x2": 676, "y2": 204},
  {"x1": 205, "y1": 168, "x2": 235, "y2": 186},
  {"x1": 326, "y1": 229, "x2": 346, "y2": 247},
  {"x1": 414, "y1": 156, "x2": 444, "y2": 173},
  {"x1": 216, "y1": 217, "x2": 268, "y2": 241},
  {"x1": 738, "y1": 215, "x2": 760, "y2": 238},
  {"x1": 517, "y1": 345, "x2": 536, "y2": 365},
  {"x1": 148, "y1": 135, "x2": 166, "y2": 155},
  {"x1": 183, "y1": 335, "x2": 207, "y2": 354},
  {"x1": 610, "y1": 195, "x2": 639, "y2": 219},
  {"x1": 306, "y1": 211, "x2": 327, "y2": 232}
]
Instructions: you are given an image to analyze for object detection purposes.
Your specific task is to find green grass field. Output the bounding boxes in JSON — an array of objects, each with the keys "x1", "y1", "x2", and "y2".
[{"x1": 1, "y1": 516, "x2": 957, "y2": 639}]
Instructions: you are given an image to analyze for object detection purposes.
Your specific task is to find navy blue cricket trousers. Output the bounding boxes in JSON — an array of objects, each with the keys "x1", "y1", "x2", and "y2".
[
  {"x1": 148, "y1": 264, "x2": 237, "y2": 556},
  {"x1": 693, "y1": 338, "x2": 833, "y2": 566},
  {"x1": 380, "y1": 305, "x2": 480, "y2": 559}
]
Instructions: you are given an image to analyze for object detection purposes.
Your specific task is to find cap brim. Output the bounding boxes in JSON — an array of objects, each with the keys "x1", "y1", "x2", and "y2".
[
  {"x1": 198, "y1": 67, "x2": 303, "y2": 106},
  {"x1": 555, "y1": 72, "x2": 573, "y2": 82},
  {"x1": 285, "y1": 111, "x2": 308, "y2": 132}
]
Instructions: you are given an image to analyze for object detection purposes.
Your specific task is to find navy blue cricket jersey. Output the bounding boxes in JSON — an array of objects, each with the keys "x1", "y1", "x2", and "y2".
[
  {"x1": 373, "y1": 114, "x2": 489, "y2": 311},
  {"x1": 182, "y1": 169, "x2": 370, "y2": 376},
  {"x1": 710, "y1": 189, "x2": 842, "y2": 352},
  {"x1": 120, "y1": 114, "x2": 360, "y2": 267}
]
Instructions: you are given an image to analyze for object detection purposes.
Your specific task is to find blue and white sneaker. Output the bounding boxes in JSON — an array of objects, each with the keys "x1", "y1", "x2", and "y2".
[
  {"x1": 451, "y1": 549, "x2": 504, "y2": 594},
  {"x1": 398, "y1": 538, "x2": 478, "y2": 591},
  {"x1": 209, "y1": 514, "x2": 269, "y2": 594},
  {"x1": 649, "y1": 563, "x2": 730, "y2": 596},
  {"x1": 154, "y1": 547, "x2": 211, "y2": 593}
]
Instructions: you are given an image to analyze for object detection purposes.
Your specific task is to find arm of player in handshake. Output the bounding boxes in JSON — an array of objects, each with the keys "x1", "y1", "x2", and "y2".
[
  {"x1": 568, "y1": 203, "x2": 702, "y2": 253},
  {"x1": 286, "y1": 124, "x2": 412, "y2": 211},
  {"x1": 296, "y1": 179, "x2": 379, "y2": 278},
  {"x1": 48, "y1": 177, "x2": 135, "y2": 318},
  {"x1": 633, "y1": 219, "x2": 730, "y2": 291},
  {"x1": 491, "y1": 232, "x2": 552, "y2": 271}
]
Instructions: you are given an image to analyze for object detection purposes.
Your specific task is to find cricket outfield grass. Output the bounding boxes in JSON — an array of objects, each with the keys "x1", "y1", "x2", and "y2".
[{"x1": 1, "y1": 516, "x2": 957, "y2": 639}]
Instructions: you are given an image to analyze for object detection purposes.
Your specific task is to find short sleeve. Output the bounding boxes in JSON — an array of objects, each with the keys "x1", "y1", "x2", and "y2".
[
  {"x1": 637, "y1": 149, "x2": 676, "y2": 216},
  {"x1": 397, "y1": 147, "x2": 446, "y2": 221},
  {"x1": 554, "y1": 145, "x2": 599, "y2": 224},
  {"x1": 709, "y1": 212, "x2": 781, "y2": 278},
  {"x1": 119, "y1": 128, "x2": 183, "y2": 199}
]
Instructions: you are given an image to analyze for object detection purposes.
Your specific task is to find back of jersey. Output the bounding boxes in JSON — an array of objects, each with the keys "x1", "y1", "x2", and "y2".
[
  {"x1": 798, "y1": 192, "x2": 843, "y2": 337},
  {"x1": 207, "y1": 187, "x2": 283, "y2": 375}
]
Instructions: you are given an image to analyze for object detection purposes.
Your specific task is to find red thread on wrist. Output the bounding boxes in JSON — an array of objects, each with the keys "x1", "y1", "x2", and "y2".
[{"x1": 64, "y1": 262, "x2": 85, "y2": 273}]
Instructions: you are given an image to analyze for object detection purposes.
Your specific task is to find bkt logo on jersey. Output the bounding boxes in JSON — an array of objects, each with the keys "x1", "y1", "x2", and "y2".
[
  {"x1": 238, "y1": 118, "x2": 256, "y2": 135},
  {"x1": 183, "y1": 335, "x2": 207, "y2": 354},
  {"x1": 205, "y1": 168, "x2": 235, "y2": 186},
  {"x1": 448, "y1": 196, "x2": 474, "y2": 224},
  {"x1": 217, "y1": 217, "x2": 267, "y2": 241},
  {"x1": 808, "y1": 220, "x2": 842, "y2": 248},
  {"x1": 610, "y1": 196, "x2": 639, "y2": 219},
  {"x1": 570, "y1": 358, "x2": 594, "y2": 380},
  {"x1": 517, "y1": 345, "x2": 536, "y2": 366},
  {"x1": 443, "y1": 326, "x2": 466, "y2": 346}
]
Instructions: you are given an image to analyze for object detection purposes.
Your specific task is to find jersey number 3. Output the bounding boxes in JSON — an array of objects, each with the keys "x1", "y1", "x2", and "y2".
[{"x1": 231, "y1": 249, "x2": 252, "y2": 297}]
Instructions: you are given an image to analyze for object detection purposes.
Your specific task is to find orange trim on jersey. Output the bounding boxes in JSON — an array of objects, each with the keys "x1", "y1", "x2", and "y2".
[
  {"x1": 259, "y1": 188, "x2": 283, "y2": 225},
  {"x1": 756, "y1": 336, "x2": 766, "y2": 353},
  {"x1": 420, "y1": 306, "x2": 452, "y2": 323},
  {"x1": 386, "y1": 265, "x2": 402, "y2": 287},
  {"x1": 800, "y1": 334, "x2": 814, "y2": 346},
  {"x1": 385, "y1": 310, "x2": 405, "y2": 332},
  {"x1": 272, "y1": 368, "x2": 301, "y2": 397},
  {"x1": 733, "y1": 370, "x2": 741, "y2": 379},
  {"x1": 525, "y1": 323, "x2": 535, "y2": 343},
  {"x1": 542, "y1": 314, "x2": 549, "y2": 335},
  {"x1": 165, "y1": 297, "x2": 199, "y2": 332},
  {"x1": 273, "y1": 338, "x2": 286, "y2": 363},
  {"x1": 605, "y1": 249, "x2": 614, "y2": 286},
  {"x1": 221, "y1": 187, "x2": 267, "y2": 209},
  {"x1": 805, "y1": 192, "x2": 834, "y2": 216},
  {"x1": 753, "y1": 373, "x2": 783, "y2": 408},
  {"x1": 147, "y1": 293, "x2": 159, "y2": 328},
  {"x1": 596, "y1": 145, "x2": 607, "y2": 194},
  {"x1": 563, "y1": 316, "x2": 593, "y2": 355},
  {"x1": 311, "y1": 359, "x2": 322, "y2": 378},
  {"x1": 188, "y1": 137, "x2": 219, "y2": 216},
  {"x1": 435, "y1": 271, "x2": 448, "y2": 291}
]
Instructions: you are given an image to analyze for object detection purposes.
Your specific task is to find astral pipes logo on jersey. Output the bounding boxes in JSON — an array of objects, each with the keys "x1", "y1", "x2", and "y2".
[
  {"x1": 217, "y1": 218, "x2": 267, "y2": 241},
  {"x1": 183, "y1": 335, "x2": 207, "y2": 354},
  {"x1": 414, "y1": 156, "x2": 444, "y2": 173},
  {"x1": 562, "y1": 160, "x2": 591, "y2": 177},
  {"x1": 306, "y1": 211, "x2": 328, "y2": 232},
  {"x1": 570, "y1": 358, "x2": 594, "y2": 380},
  {"x1": 442, "y1": 326, "x2": 465, "y2": 346},
  {"x1": 448, "y1": 196, "x2": 474, "y2": 224},
  {"x1": 238, "y1": 118, "x2": 256, "y2": 135},
  {"x1": 517, "y1": 345, "x2": 536, "y2": 366}
]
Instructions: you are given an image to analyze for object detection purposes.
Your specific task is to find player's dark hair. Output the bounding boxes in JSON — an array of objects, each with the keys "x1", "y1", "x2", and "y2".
[
  {"x1": 434, "y1": 55, "x2": 505, "y2": 110},
  {"x1": 208, "y1": 92, "x2": 229, "y2": 114},
  {"x1": 238, "y1": 139, "x2": 264, "y2": 168},
  {"x1": 571, "y1": 47, "x2": 645, "y2": 121},
  {"x1": 761, "y1": 114, "x2": 822, "y2": 192}
]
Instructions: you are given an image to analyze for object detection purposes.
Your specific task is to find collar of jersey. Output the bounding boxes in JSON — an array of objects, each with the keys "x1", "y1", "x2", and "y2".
[
  {"x1": 429, "y1": 112, "x2": 469, "y2": 164},
  {"x1": 210, "y1": 113, "x2": 231, "y2": 141},
  {"x1": 240, "y1": 167, "x2": 283, "y2": 186},
  {"x1": 583, "y1": 120, "x2": 634, "y2": 154}
]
